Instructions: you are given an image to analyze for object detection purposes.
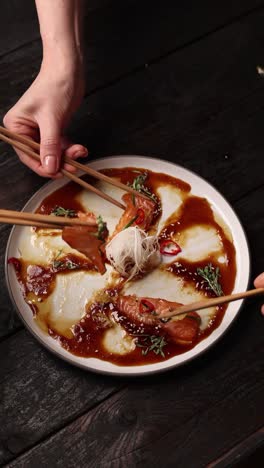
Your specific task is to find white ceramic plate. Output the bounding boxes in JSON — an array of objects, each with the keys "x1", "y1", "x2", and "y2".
[{"x1": 5, "y1": 156, "x2": 250, "y2": 376}]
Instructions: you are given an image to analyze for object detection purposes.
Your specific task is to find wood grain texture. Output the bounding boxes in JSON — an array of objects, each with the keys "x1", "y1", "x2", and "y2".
[
  {"x1": 0, "y1": 330, "x2": 124, "y2": 465},
  {"x1": 1, "y1": 0, "x2": 264, "y2": 114},
  {"x1": 0, "y1": 0, "x2": 38, "y2": 57},
  {"x1": 0, "y1": 1, "x2": 264, "y2": 466},
  {"x1": 69, "y1": 9, "x2": 264, "y2": 204},
  {"x1": 208, "y1": 426, "x2": 264, "y2": 467},
  {"x1": 0, "y1": 0, "x2": 113, "y2": 57}
]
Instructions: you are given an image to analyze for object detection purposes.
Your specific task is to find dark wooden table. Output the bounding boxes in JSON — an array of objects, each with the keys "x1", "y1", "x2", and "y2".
[{"x1": 1, "y1": 1, "x2": 264, "y2": 467}]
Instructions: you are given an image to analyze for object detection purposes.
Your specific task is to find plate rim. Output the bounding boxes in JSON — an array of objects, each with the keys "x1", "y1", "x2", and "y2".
[{"x1": 5, "y1": 154, "x2": 251, "y2": 376}]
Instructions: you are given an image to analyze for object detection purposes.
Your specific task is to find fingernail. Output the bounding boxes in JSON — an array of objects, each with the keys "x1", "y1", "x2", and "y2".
[
  {"x1": 74, "y1": 149, "x2": 88, "y2": 158},
  {"x1": 43, "y1": 156, "x2": 58, "y2": 174}
]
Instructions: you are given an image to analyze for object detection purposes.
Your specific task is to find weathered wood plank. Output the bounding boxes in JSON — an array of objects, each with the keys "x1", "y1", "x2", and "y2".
[
  {"x1": 2, "y1": 179, "x2": 264, "y2": 466},
  {"x1": 0, "y1": 0, "x2": 113, "y2": 57},
  {"x1": 208, "y1": 426, "x2": 264, "y2": 468},
  {"x1": 1, "y1": 0, "x2": 264, "y2": 113},
  {"x1": 2, "y1": 0, "x2": 264, "y2": 59},
  {"x1": 0, "y1": 226, "x2": 22, "y2": 338},
  {"x1": 0, "y1": 330, "x2": 124, "y2": 465},
  {"x1": 1, "y1": 2, "x2": 264, "y2": 467},
  {"x1": 5, "y1": 307, "x2": 263, "y2": 467},
  {"x1": 70, "y1": 9, "x2": 264, "y2": 204},
  {"x1": 0, "y1": 0, "x2": 38, "y2": 56}
]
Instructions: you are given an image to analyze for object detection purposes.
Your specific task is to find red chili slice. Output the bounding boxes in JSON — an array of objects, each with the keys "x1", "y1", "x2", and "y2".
[
  {"x1": 139, "y1": 299, "x2": 155, "y2": 314},
  {"x1": 135, "y1": 208, "x2": 145, "y2": 225},
  {"x1": 160, "y1": 239, "x2": 181, "y2": 256}
]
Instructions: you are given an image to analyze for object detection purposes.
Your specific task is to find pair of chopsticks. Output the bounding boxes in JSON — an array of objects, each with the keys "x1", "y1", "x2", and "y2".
[
  {"x1": 0, "y1": 208, "x2": 97, "y2": 230},
  {"x1": 157, "y1": 288, "x2": 264, "y2": 319},
  {"x1": 0, "y1": 125, "x2": 145, "y2": 210}
]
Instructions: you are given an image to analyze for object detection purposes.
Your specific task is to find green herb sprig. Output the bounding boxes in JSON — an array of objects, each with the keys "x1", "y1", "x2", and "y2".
[
  {"x1": 197, "y1": 263, "x2": 223, "y2": 296},
  {"x1": 52, "y1": 250, "x2": 64, "y2": 269},
  {"x1": 131, "y1": 173, "x2": 148, "y2": 191},
  {"x1": 51, "y1": 206, "x2": 77, "y2": 218},
  {"x1": 97, "y1": 215, "x2": 107, "y2": 240},
  {"x1": 64, "y1": 259, "x2": 78, "y2": 270},
  {"x1": 129, "y1": 173, "x2": 157, "y2": 202},
  {"x1": 52, "y1": 250, "x2": 78, "y2": 270},
  {"x1": 135, "y1": 334, "x2": 167, "y2": 358},
  {"x1": 123, "y1": 214, "x2": 139, "y2": 230}
]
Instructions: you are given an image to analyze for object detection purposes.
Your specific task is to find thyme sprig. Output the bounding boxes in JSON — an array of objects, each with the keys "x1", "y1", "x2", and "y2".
[
  {"x1": 129, "y1": 173, "x2": 157, "y2": 202},
  {"x1": 52, "y1": 250, "x2": 78, "y2": 270},
  {"x1": 64, "y1": 259, "x2": 79, "y2": 270},
  {"x1": 197, "y1": 263, "x2": 223, "y2": 297},
  {"x1": 97, "y1": 215, "x2": 107, "y2": 240},
  {"x1": 123, "y1": 214, "x2": 139, "y2": 230},
  {"x1": 135, "y1": 334, "x2": 168, "y2": 358},
  {"x1": 51, "y1": 206, "x2": 77, "y2": 218},
  {"x1": 52, "y1": 250, "x2": 63, "y2": 269}
]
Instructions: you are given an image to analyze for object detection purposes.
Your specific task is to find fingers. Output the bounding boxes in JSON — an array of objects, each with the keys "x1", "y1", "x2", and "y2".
[
  {"x1": 254, "y1": 272, "x2": 264, "y2": 288},
  {"x1": 3, "y1": 111, "x2": 88, "y2": 177},
  {"x1": 61, "y1": 137, "x2": 88, "y2": 173},
  {"x1": 254, "y1": 273, "x2": 264, "y2": 316},
  {"x1": 39, "y1": 117, "x2": 62, "y2": 175},
  {"x1": 3, "y1": 112, "x2": 46, "y2": 176},
  {"x1": 65, "y1": 143, "x2": 88, "y2": 160},
  {"x1": 64, "y1": 144, "x2": 88, "y2": 172},
  {"x1": 10, "y1": 145, "x2": 62, "y2": 178}
]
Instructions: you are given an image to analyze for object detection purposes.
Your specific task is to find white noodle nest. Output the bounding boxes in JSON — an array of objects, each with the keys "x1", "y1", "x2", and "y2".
[{"x1": 106, "y1": 227, "x2": 161, "y2": 279}]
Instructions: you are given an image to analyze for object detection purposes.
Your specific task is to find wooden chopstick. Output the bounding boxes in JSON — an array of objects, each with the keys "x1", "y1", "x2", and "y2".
[
  {"x1": 0, "y1": 126, "x2": 148, "y2": 202},
  {"x1": 0, "y1": 216, "x2": 60, "y2": 229},
  {"x1": 0, "y1": 209, "x2": 97, "y2": 228},
  {"x1": 157, "y1": 288, "x2": 264, "y2": 319},
  {"x1": 0, "y1": 130, "x2": 126, "y2": 210}
]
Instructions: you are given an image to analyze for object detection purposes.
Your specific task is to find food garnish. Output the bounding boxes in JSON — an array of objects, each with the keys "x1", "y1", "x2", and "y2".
[
  {"x1": 135, "y1": 208, "x2": 145, "y2": 225},
  {"x1": 52, "y1": 251, "x2": 79, "y2": 271},
  {"x1": 160, "y1": 239, "x2": 181, "y2": 256},
  {"x1": 51, "y1": 206, "x2": 77, "y2": 218},
  {"x1": 97, "y1": 215, "x2": 108, "y2": 240},
  {"x1": 123, "y1": 208, "x2": 145, "y2": 230},
  {"x1": 123, "y1": 214, "x2": 139, "y2": 230},
  {"x1": 139, "y1": 299, "x2": 156, "y2": 315},
  {"x1": 130, "y1": 173, "x2": 157, "y2": 201},
  {"x1": 52, "y1": 250, "x2": 63, "y2": 269},
  {"x1": 135, "y1": 334, "x2": 168, "y2": 358},
  {"x1": 64, "y1": 259, "x2": 79, "y2": 270},
  {"x1": 197, "y1": 263, "x2": 223, "y2": 296},
  {"x1": 106, "y1": 227, "x2": 160, "y2": 279}
]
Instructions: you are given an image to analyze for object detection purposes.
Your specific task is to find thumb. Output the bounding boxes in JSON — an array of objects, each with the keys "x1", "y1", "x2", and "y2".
[{"x1": 39, "y1": 119, "x2": 62, "y2": 175}]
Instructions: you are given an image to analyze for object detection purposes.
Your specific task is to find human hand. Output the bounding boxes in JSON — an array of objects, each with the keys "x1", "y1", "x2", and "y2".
[
  {"x1": 254, "y1": 272, "x2": 264, "y2": 315},
  {"x1": 3, "y1": 59, "x2": 87, "y2": 177}
]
